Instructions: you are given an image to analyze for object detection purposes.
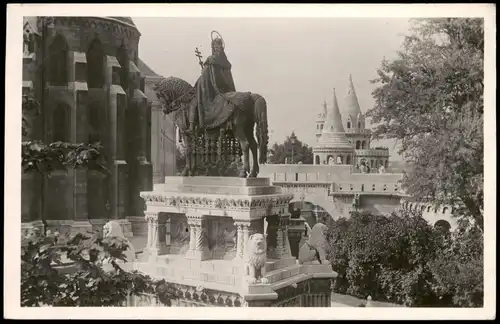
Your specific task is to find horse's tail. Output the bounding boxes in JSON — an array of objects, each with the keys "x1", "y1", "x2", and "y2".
[{"x1": 252, "y1": 94, "x2": 269, "y2": 164}]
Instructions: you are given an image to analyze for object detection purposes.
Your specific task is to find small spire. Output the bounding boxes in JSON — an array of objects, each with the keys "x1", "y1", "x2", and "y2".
[
  {"x1": 322, "y1": 88, "x2": 344, "y2": 133},
  {"x1": 345, "y1": 74, "x2": 362, "y2": 117}
]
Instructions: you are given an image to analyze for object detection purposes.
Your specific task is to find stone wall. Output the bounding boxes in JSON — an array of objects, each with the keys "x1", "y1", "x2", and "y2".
[{"x1": 21, "y1": 17, "x2": 152, "y2": 237}]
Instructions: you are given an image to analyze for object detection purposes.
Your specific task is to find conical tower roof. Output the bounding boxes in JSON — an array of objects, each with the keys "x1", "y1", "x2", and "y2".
[
  {"x1": 344, "y1": 74, "x2": 363, "y2": 120},
  {"x1": 316, "y1": 89, "x2": 352, "y2": 150},
  {"x1": 322, "y1": 89, "x2": 345, "y2": 133}
]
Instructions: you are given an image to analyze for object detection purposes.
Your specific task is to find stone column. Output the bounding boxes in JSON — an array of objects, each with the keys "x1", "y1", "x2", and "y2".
[
  {"x1": 276, "y1": 214, "x2": 292, "y2": 259},
  {"x1": 235, "y1": 222, "x2": 244, "y2": 259},
  {"x1": 265, "y1": 216, "x2": 279, "y2": 259},
  {"x1": 144, "y1": 211, "x2": 168, "y2": 257},
  {"x1": 188, "y1": 223, "x2": 196, "y2": 251},
  {"x1": 242, "y1": 222, "x2": 250, "y2": 259},
  {"x1": 186, "y1": 213, "x2": 207, "y2": 260}
]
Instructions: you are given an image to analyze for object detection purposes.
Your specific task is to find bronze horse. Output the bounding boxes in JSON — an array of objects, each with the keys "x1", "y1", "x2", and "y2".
[{"x1": 155, "y1": 76, "x2": 269, "y2": 178}]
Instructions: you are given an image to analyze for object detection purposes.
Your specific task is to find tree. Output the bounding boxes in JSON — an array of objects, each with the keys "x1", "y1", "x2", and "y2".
[
  {"x1": 268, "y1": 132, "x2": 313, "y2": 164},
  {"x1": 21, "y1": 230, "x2": 177, "y2": 306},
  {"x1": 327, "y1": 210, "x2": 483, "y2": 307},
  {"x1": 367, "y1": 18, "x2": 484, "y2": 231}
]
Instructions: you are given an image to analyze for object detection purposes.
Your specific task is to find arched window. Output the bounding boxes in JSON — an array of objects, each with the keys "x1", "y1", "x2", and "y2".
[
  {"x1": 315, "y1": 155, "x2": 320, "y2": 165},
  {"x1": 356, "y1": 141, "x2": 361, "y2": 149},
  {"x1": 320, "y1": 124, "x2": 323, "y2": 130},
  {"x1": 49, "y1": 34, "x2": 69, "y2": 86},
  {"x1": 347, "y1": 121, "x2": 351, "y2": 129},
  {"x1": 53, "y1": 103, "x2": 69, "y2": 142},
  {"x1": 358, "y1": 121, "x2": 361, "y2": 129},
  {"x1": 361, "y1": 141, "x2": 366, "y2": 149},
  {"x1": 86, "y1": 38, "x2": 105, "y2": 88},
  {"x1": 116, "y1": 45, "x2": 129, "y2": 90}
]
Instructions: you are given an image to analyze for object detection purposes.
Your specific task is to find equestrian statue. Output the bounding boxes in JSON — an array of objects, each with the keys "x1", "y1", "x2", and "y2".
[{"x1": 154, "y1": 31, "x2": 269, "y2": 178}]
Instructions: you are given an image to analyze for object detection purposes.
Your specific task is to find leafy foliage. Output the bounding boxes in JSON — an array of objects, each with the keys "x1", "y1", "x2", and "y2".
[
  {"x1": 21, "y1": 230, "x2": 178, "y2": 307},
  {"x1": 22, "y1": 141, "x2": 109, "y2": 175},
  {"x1": 22, "y1": 92, "x2": 108, "y2": 175},
  {"x1": 327, "y1": 210, "x2": 483, "y2": 307},
  {"x1": 268, "y1": 132, "x2": 313, "y2": 164},
  {"x1": 367, "y1": 18, "x2": 484, "y2": 231}
]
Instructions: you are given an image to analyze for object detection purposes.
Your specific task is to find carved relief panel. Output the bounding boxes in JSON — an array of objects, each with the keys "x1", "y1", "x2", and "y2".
[
  {"x1": 205, "y1": 216, "x2": 237, "y2": 260},
  {"x1": 169, "y1": 214, "x2": 190, "y2": 255}
]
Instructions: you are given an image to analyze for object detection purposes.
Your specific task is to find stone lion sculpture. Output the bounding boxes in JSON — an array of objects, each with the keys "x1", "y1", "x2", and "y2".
[
  {"x1": 243, "y1": 233, "x2": 269, "y2": 284},
  {"x1": 103, "y1": 221, "x2": 136, "y2": 263},
  {"x1": 298, "y1": 223, "x2": 330, "y2": 265}
]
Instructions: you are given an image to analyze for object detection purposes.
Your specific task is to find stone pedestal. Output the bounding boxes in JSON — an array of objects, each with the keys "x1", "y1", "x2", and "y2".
[{"x1": 136, "y1": 176, "x2": 337, "y2": 307}]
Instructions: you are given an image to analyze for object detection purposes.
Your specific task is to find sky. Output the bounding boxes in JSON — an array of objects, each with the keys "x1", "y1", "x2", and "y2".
[{"x1": 133, "y1": 17, "x2": 412, "y2": 161}]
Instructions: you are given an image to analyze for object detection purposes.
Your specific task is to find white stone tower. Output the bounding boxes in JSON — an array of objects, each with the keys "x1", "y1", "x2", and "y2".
[{"x1": 313, "y1": 88, "x2": 354, "y2": 165}]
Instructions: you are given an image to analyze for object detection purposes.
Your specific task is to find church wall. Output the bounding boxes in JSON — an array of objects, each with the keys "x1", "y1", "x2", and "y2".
[{"x1": 22, "y1": 17, "x2": 152, "y2": 237}]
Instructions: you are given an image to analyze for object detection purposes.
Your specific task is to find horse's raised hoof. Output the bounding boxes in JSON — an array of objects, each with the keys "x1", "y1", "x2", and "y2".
[{"x1": 239, "y1": 170, "x2": 248, "y2": 178}]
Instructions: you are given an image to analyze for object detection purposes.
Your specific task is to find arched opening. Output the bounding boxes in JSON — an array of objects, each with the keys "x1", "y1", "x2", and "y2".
[
  {"x1": 49, "y1": 34, "x2": 69, "y2": 86},
  {"x1": 385, "y1": 160, "x2": 388, "y2": 169},
  {"x1": 347, "y1": 121, "x2": 351, "y2": 129},
  {"x1": 88, "y1": 102, "x2": 101, "y2": 143},
  {"x1": 326, "y1": 155, "x2": 334, "y2": 164},
  {"x1": 434, "y1": 220, "x2": 451, "y2": 233},
  {"x1": 346, "y1": 155, "x2": 351, "y2": 165},
  {"x1": 355, "y1": 141, "x2": 361, "y2": 149},
  {"x1": 336, "y1": 156, "x2": 343, "y2": 164},
  {"x1": 358, "y1": 121, "x2": 361, "y2": 129},
  {"x1": 116, "y1": 45, "x2": 129, "y2": 91},
  {"x1": 315, "y1": 155, "x2": 320, "y2": 165},
  {"x1": 361, "y1": 141, "x2": 366, "y2": 149},
  {"x1": 53, "y1": 103, "x2": 69, "y2": 142},
  {"x1": 86, "y1": 38, "x2": 105, "y2": 88},
  {"x1": 320, "y1": 124, "x2": 323, "y2": 130}
]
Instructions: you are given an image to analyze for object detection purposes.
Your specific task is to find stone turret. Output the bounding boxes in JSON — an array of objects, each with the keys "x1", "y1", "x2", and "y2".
[
  {"x1": 343, "y1": 74, "x2": 363, "y2": 130},
  {"x1": 313, "y1": 89, "x2": 354, "y2": 165},
  {"x1": 315, "y1": 100, "x2": 328, "y2": 140},
  {"x1": 341, "y1": 74, "x2": 389, "y2": 170}
]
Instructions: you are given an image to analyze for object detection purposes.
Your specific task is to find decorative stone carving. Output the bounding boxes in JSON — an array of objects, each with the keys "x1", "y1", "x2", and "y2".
[
  {"x1": 140, "y1": 193, "x2": 294, "y2": 211},
  {"x1": 243, "y1": 233, "x2": 268, "y2": 284},
  {"x1": 298, "y1": 223, "x2": 330, "y2": 265}
]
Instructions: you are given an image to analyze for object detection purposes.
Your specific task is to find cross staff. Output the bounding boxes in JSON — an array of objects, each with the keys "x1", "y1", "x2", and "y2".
[{"x1": 194, "y1": 47, "x2": 204, "y2": 71}]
